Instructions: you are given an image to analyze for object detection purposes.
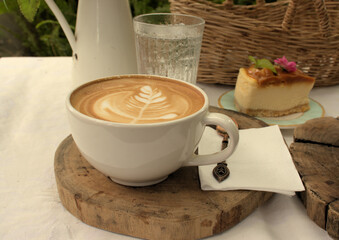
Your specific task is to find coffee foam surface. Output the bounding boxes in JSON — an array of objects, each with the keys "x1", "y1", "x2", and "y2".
[{"x1": 71, "y1": 77, "x2": 205, "y2": 124}]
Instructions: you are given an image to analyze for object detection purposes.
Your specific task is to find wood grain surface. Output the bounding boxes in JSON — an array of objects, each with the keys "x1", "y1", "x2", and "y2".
[
  {"x1": 290, "y1": 117, "x2": 339, "y2": 239},
  {"x1": 54, "y1": 107, "x2": 273, "y2": 240}
]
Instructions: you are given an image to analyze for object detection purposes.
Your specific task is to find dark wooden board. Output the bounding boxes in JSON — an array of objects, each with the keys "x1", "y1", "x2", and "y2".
[
  {"x1": 293, "y1": 116, "x2": 339, "y2": 147},
  {"x1": 54, "y1": 107, "x2": 273, "y2": 240},
  {"x1": 290, "y1": 116, "x2": 339, "y2": 239}
]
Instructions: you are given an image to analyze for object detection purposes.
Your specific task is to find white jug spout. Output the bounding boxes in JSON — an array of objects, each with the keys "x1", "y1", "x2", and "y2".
[{"x1": 44, "y1": 0, "x2": 76, "y2": 51}]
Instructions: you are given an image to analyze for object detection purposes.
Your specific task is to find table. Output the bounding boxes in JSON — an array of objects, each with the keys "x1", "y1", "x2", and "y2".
[{"x1": 0, "y1": 57, "x2": 338, "y2": 240}]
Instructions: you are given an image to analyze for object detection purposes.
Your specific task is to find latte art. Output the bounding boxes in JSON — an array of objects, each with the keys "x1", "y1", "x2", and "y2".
[
  {"x1": 71, "y1": 76, "x2": 205, "y2": 124},
  {"x1": 91, "y1": 85, "x2": 182, "y2": 123}
]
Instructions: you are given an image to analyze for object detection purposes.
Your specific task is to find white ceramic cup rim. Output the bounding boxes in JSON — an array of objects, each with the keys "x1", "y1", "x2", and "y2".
[{"x1": 66, "y1": 74, "x2": 209, "y2": 128}]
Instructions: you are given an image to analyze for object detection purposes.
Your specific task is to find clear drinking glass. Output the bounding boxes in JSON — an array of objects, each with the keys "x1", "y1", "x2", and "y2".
[{"x1": 133, "y1": 13, "x2": 205, "y2": 84}]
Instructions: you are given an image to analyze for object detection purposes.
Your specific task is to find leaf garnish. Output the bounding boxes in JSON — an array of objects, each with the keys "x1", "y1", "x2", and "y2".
[{"x1": 248, "y1": 56, "x2": 277, "y2": 74}]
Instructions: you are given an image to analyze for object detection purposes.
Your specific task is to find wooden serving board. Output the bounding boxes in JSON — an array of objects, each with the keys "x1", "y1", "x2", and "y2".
[
  {"x1": 290, "y1": 117, "x2": 339, "y2": 239},
  {"x1": 54, "y1": 107, "x2": 273, "y2": 240}
]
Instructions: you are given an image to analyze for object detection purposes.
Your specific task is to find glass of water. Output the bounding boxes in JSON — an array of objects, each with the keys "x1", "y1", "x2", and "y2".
[{"x1": 133, "y1": 13, "x2": 205, "y2": 84}]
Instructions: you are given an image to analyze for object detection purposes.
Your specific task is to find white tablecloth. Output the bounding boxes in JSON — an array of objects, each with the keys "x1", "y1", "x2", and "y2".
[{"x1": 1, "y1": 57, "x2": 338, "y2": 240}]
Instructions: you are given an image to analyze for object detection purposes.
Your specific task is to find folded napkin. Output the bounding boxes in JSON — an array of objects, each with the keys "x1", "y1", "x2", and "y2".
[{"x1": 198, "y1": 125, "x2": 305, "y2": 196}]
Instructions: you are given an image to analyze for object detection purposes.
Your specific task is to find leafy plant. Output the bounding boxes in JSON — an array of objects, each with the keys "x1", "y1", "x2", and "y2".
[
  {"x1": 129, "y1": 0, "x2": 170, "y2": 16},
  {"x1": 0, "y1": 0, "x2": 77, "y2": 56},
  {"x1": 17, "y1": 0, "x2": 40, "y2": 22}
]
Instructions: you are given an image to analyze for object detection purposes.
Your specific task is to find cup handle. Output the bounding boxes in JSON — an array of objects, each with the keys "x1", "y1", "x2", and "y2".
[{"x1": 183, "y1": 113, "x2": 239, "y2": 167}]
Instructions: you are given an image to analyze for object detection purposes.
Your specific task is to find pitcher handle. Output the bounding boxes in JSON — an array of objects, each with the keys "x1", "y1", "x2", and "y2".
[
  {"x1": 184, "y1": 113, "x2": 239, "y2": 167},
  {"x1": 45, "y1": 0, "x2": 76, "y2": 50}
]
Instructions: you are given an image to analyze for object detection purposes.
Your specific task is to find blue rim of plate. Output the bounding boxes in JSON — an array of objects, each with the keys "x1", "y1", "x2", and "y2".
[{"x1": 218, "y1": 90, "x2": 325, "y2": 129}]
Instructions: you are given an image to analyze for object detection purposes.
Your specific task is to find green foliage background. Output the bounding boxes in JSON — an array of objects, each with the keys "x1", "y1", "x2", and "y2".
[
  {"x1": 0, "y1": 0, "x2": 270, "y2": 56},
  {"x1": 0, "y1": 0, "x2": 77, "y2": 56}
]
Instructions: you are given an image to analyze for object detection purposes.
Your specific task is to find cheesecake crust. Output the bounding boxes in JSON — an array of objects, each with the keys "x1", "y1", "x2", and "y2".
[{"x1": 234, "y1": 98, "x2": 310, "y2": 117}]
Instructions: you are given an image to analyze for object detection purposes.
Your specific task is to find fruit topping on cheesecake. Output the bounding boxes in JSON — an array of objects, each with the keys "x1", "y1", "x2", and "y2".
[{"x1": 234, "y1": 56, "x2": 315, "y2": 117}]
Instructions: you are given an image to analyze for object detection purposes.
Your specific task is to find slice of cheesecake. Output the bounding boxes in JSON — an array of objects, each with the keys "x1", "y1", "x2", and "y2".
[{"x1": 234, "y1": 66, "x2": 315, "y2": 117}]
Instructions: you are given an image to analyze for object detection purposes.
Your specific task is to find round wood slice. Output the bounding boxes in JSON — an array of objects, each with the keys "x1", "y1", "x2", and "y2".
[
  {"x1": 55, "y1": 107, "x2": 273, "y2": 240},
  {"x1": 290, "y1": 117, "x2": 339, "y2": 239}
]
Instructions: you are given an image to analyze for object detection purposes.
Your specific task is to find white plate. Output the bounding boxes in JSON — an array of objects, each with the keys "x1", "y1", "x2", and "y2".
[{"x1": 218, "y1": 90, "x2": 325, "y2": 129}]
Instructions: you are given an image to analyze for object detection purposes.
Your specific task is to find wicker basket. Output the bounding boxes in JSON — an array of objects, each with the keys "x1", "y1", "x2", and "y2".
[{"x1": 169, "y1": 0, "x2": 339, "y2": 86}]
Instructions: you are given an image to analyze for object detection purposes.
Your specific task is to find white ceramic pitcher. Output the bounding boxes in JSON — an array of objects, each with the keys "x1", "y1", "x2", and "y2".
[{"x1": 45, "y1": 0, "x2": 138, "y2": 88}]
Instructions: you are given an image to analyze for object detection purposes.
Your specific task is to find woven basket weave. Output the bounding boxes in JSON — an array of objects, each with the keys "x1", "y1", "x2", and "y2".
[{"x1": 169, "y1": 0, "x2": 339, "y2": 86}]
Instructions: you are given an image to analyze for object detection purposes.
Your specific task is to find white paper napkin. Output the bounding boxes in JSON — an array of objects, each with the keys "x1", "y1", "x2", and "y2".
[{"x1": 198, "y1": 125, "x2": 305, "y2": 196}]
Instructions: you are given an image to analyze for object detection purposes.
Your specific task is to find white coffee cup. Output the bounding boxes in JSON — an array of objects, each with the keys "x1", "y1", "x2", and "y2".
[{"x1": 66, "y1": 75, "x2": 239, "y2": 186}]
